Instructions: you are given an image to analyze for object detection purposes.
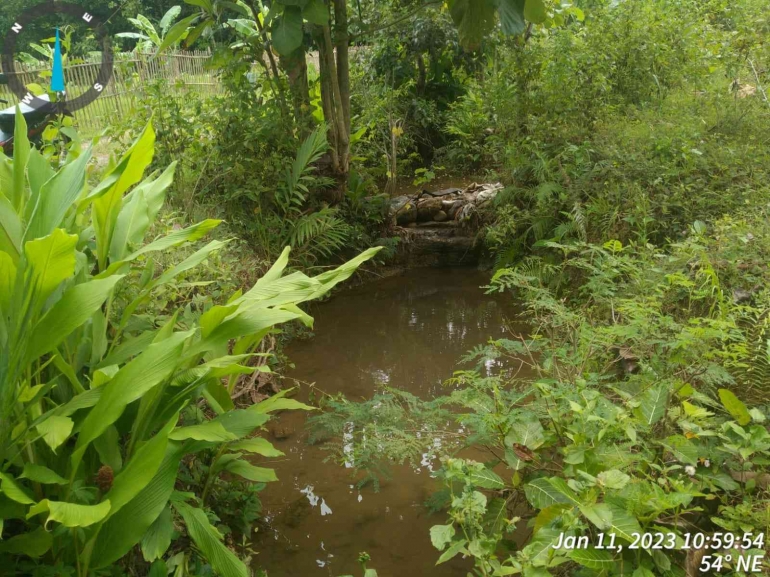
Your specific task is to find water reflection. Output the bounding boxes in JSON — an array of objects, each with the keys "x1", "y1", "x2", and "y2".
[{"x1": 253, "y1": 268, "x2": 516, "y2": 577}]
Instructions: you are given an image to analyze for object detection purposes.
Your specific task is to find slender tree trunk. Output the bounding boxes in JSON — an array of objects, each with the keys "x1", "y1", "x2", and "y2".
[
  {"x1": 315, "y1": 26, "x2": 340, "y2": 171},
  {"x1": 333, "y1": 0, "x2": 351, "y2": 136},
  {"x1": 321, "y1": 23, "x2": 349, "y2": 175}
]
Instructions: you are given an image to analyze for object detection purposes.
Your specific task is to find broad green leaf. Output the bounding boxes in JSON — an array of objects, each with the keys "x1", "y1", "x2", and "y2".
[
  {"x1": 142, "y1": 506, "x2": 174, "y2": 562},
  {"x1": 185, "y1": 19, "x2": 213, "y2": 47},
  {"x1": 115, "y1": 32, "x2": 150, "y2": 39},
  {"x1": 152, "y1": 239, "x2": 225, "y2": 288},
  {"x1": 698, "y1": 469, "x2": 739, "y2": 491},
  {"x1": 200, "y1": 304, "x2": 238, "y2": 339},
  {"x1": 749, "y1": 407, "x2": 766, "y2": 422},
  {"x1": 0, "y1": 192, "x2": 22, "y2": 260},
  {"x1": 36, "y1": 415, "x2": 74, "y2": 452},
  {"x1": 94, "y1": 425, "x2": 123, "y2": 472},
  {"x1": 25, "y1": 276, "x2": 123, "y2": 362},
  {"x1": 27, "y1": 499, "x2": 111, "y2": 528},
  {"x1": 498, "y1": 0, "x2": 526, "y2": 35},
  {"x1": 19, "y1": 463, "x2": 67, "y2": 485},
  {"x1": 169, "y1": 421, "x2": 238, "y2": 442},
  {"x1": 659, "y1": 435, "x2": 698, "y2": 465},
  {"x1": 523, "y1": 527, "x2": 560, "y2": 565},
  {"x1": 447, "y1": 0, "x2": 497, "y2": 49},
  {"x1": 718, "y1": 389, "x2": 751, "y2": 426},
  {"x1": 596, "y1": 469, "x2": 631, "y2": 490},
  {"x1": 524, "y1": 0, "x2": 547, "y2": 24},
  {"x1": 436, "y1": 539, "x2": 467, "y2": 564},
  {"x1": 533, "y1": 503, "x2": 570, "y2": 532},
  {"x1": 24, "y1": 151, "x2": 90, "y2": 241},
  {"x1": 228, "y1": 437, "x2": 284, "y2": 457},
  {"x1": 103, "y1": 414, "x2": 176, "y2": 518},
  {"x1": 682, "y1": 400, "x2": 713, "y2": 419},
  {"x1": 160, "y1": 5, "x2": 182, "y2": 32},
  {"x1": 215, "y1": 407, "x2": 270, "y2": 437},
  {"x1": 91, "y1": 441, "x2": 188, "y2": 568},
  {"x1": 469, "y1": 467, "x2": 505, "y2": 489},
  {"x1": 158, "y1": 14, "x2": 200, "y2": 53},
  {"x1": 225, "y1": 459, "x2": 278, "y2": 482},
  {"x1": 11, "y1": 108, "x2": 30, "y2": 213},
  {"x1": 91, "y1": 122, "x2": 156, "y2": 270},
  {"x1": 148, "y1": 559, "x2": 169, "y2": 577},
  {"x1": 635, "y1": 384, "x2": 667, "y2": 426},
  {"x1": 256, "y1": 245, "x2": 290, "y2": 285},
  {"x1": 506, "y1": 419, "x2": 545, "y2": 450},
  {"x1": 254, "y1": 392, "x2": 314, "y2": 414},
  {"x1": 135, "y1": 15, "x2": 161, "y2": 43},
  {"x1": 72, "y1": 330, "x2": 192, "y2": 470},
  {"x1": 239, "y1": 246, "x2": 381, "y2": 306},
  {"x1": 525, "y1": 478, "x2": 571, "y2": 509},
  {"x1": 24, "y1": 229, "x2": 78, "y2": 310},
  {"x1": 0, "y1": 473, "x2": 33, "y2": 504},
  {"x1": 652, "y1": 548, "x2": 671, "y2": 571},
  {"x1": 185, "y1": 0, "x2": 214, "y2": 12},
  {"x1": 99, "y1": 219, "x2": 222, "y2": 277},
  {"x1": 173, "y1": 500, "x2": 248, "y2": 577},
  {"x1": 430, "y1": 524, "x2": 455, "y2": 550},
  {"x1": 302, "y1": 0, "x2": 328, "y2": 24},
  {"x1": 547, "y1": 478, "x2": 580, "y2": 506},
  {"x1": 568, "y1": 547, "x2": 615, "y2": 570},
  {"x1": 203, "y1": 380, "x2": 235, "y2": 414},
  {"x1": 579, "y1": 503, "x2": 612, "y2": 530},
  {"x1": 0, "y1": 526, "x2": 52, "y2": 558},
  {"x1": 607, "y1": 502, "x2": 643, "y2": 542},
  {"x1": 271, "y1": 6, "x2": 303, "y2": 55},
  {"x1": 0, "y1": 251, "x2": 16, "y2": 312},
  {"x1": 109, "y1": 162, "x2": 176, "y2": 261},
  {"x1": 97, "y1": 330, "x2": 158, "y2": 369},
  {"x1": 483, "y1": 497, "x2": 508, "y2": 533},
  {"x1": 192, "y1": 307, "x2": 304, "y2": 356},
  {"x1": 50, "y1": 388, "x2": 101, "y2": 418}
]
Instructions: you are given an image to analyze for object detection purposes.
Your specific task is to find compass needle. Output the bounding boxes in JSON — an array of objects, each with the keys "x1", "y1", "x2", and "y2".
[{"x1": 51, "y1": 28, "x2": 65, "y2": 93}]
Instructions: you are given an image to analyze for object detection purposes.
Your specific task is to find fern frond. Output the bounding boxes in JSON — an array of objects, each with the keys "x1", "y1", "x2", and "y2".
[
  {"x1": 290, "y1": 208, "x2": 351, "y2": 264},
  {"x1": 276, "y1": 124, "x2": 329, "y2": 213}
]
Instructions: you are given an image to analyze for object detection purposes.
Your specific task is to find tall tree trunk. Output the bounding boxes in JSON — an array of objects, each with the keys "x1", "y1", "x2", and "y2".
[
  {"x1": 315, "y1": 26, "x2": 340, "y2": 171},
  {"x1": 320, "y1": 23, "x2": 350, "y2": 176},
  {"x1": 333, "y1": 0, "x2": 351, "y2": 138}
]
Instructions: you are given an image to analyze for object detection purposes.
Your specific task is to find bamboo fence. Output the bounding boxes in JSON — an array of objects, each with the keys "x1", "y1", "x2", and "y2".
[{"x1": 0, "y1": 50, "x2": 219, "y2": 133}]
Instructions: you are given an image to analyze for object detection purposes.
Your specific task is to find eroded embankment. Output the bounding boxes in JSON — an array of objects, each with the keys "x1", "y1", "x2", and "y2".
[{"x1": 388, "y1": 182, "x2": 502, "y2": 267}]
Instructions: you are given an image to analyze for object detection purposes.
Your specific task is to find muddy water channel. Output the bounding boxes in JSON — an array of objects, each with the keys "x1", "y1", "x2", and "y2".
[{"x1": 254, "y1": 268, "x2": 516, "y2": 577}]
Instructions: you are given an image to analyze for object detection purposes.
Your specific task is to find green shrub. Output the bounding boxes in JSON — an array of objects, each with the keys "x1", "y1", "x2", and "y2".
[{"x1": 0, "y1": 110, "x2": 379, "y2": 576}]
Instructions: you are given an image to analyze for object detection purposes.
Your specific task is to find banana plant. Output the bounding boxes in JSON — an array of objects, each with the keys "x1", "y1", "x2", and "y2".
[
  {"x1": 116, "y1": 6, "x2": 200, "y2": 54},
  {"x1": 0, "y1": 109, "x2": 380, "y2": 576}
]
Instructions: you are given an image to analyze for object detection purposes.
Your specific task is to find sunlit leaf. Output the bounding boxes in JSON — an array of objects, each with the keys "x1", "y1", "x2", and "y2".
[
  {"x1": 27, "y1": 499, "x2": 111, "y2": 528},
  {"x1": 173, "y1": 500, "x2": 248, "y2": 577}
]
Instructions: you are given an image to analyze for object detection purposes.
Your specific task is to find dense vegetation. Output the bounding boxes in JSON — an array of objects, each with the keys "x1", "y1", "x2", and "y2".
[{"x1": 1, "y1": 0, "x2": 769, "y2": 575}]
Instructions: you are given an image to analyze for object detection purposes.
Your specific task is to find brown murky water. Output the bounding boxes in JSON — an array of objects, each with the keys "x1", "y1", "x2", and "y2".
[{"x1": 253, "y1": 268, "x2": 516, "y2": 577}]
